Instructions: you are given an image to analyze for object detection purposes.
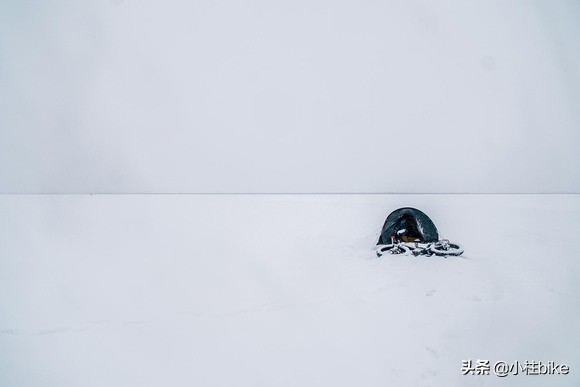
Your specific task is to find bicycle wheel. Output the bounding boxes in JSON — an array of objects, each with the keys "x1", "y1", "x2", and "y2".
[
  {"x1": 429, "y1": 241, "x2": 464, "y2": 256},
  {"x1": 376, "y1": 244, "x2": 411, "y2": 257}
]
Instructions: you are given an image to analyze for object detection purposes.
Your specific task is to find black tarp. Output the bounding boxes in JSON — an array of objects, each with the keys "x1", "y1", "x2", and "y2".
[{"x1": 377, "y1": 207, "x2": 439, "y2": 245}]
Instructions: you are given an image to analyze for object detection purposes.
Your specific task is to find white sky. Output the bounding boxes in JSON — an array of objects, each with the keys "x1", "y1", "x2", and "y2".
[{"x1": 1, "y1": 0, "x2": 579, "y2": 193}]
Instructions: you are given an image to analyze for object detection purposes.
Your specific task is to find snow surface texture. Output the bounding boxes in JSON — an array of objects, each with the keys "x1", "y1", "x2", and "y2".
[{"x1": 1, "y1": 194, "x2": 578, "y2": 386}]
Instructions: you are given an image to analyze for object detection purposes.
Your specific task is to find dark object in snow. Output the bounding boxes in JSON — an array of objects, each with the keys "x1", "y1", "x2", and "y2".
[
  {"x1": 375, "y1": 208, "x2": 464, "y2": 257},
  {"x1": 377, "y1": 207, "x2": 439, "y2": 245}
]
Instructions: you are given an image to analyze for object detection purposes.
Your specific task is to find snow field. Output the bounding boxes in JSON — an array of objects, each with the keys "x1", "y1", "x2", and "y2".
[{"x1": 1, "y1": 194, "x2": 578, "y2": 386}]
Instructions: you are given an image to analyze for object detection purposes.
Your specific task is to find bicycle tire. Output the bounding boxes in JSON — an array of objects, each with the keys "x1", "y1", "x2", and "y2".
[
  {"x1": 376, "y1": 244, "x2": 411, "y2": 257},
  {"x1": 429, "y1": 242, "x2": 464, "y2": 256}
]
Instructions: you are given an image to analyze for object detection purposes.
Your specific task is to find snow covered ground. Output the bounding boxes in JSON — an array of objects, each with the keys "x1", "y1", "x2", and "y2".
[{"x1": 1, "y1": 194, "x2": 578, "y2": 386}]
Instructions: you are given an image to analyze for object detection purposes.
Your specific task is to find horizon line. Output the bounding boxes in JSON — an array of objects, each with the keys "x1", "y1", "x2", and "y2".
[{"x1": 0, "y1": 192, "x2": 579, "y2": 196}]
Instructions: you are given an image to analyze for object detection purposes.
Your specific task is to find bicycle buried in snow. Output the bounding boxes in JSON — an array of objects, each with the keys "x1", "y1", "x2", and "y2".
[{"x1": 375, "y1": 229, "x2": 464, "y2": 258}]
